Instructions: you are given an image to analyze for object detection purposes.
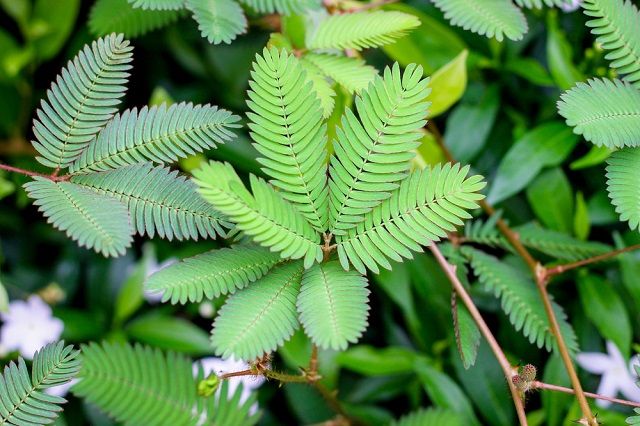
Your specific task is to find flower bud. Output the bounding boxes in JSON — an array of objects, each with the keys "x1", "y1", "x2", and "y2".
[{"x1": 521, "y1": 364, "x2": 537, "y2": 382}]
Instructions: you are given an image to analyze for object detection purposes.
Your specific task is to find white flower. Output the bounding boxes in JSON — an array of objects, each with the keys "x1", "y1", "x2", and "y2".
[
  {"x1": 193, "y1": 357, "x2": 264, "y2": 412},
  {"x1": 0, "y1": 295, "x2": 64, "y2": 360},
  {"x1": 576, "y1": 340, "x2": 640, "y2": 408},
  {"x1": 560, "y1": 0, "x2": 580, "y2": 12}
]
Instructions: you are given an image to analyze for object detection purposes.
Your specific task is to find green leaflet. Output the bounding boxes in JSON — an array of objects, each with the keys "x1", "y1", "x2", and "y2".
[
  {"x1": 307, "y1": 10, "x2": 421, "y2": 51},
  {"x1": 32, "y1": 34, "x2": 133, "y2": 170},
  {"x1": 329, "y1": 62, "x2": 431, "y2": 234},
  {"x1": 606, "y1": 147, "x2": 640, "y2": 231},
  {"x1": 302, "y1": 53, "x2": 378, "y2": 94},
  {"x1": 390, "y1": 408, "x2": 464, "y2": 426},
  {"x1": 431, "y1": 0, "x2": 528, "y2": 42},
  {"x1": 247, "y1": 47, "x2": 330, "y2": 232},
  {"x1": 72, "y1": 162, "x2": 228, "y2": 241},
  {"x1": 127, "y1": 0, "x2": 185, "y2": 9},
  {"x1": 336, "y1": 164, "x2": 485, "y2": 274},
  {"x1": 186, "y1": 0, "x2": 247, "y2": 45},
  {"x1": 557, "y1": 78, "x2": 640, "y2": 149},
  {"x1": 0, "y1": 341, "x2": 81, "y2": 426},
  {"x1": 70, "y1": 102, "x2": 240, "y2": 173},
  {"x1": 582, "y1": 0, "x2": 640, "y2": 88},
  {"x1": 452, "y1": 292, "x2": 481, "y2": 369},
  {"x1": 193, "y1": 161, "x2": 322, "y2": 268},
  {"x1": 24, "y1": 177, "x2": 134, "y2": 257},
  {"x1": 515, "y1": 0, "x2": 575, "y2": 7},
  {"x1": 73, "y1": 342, "x2": 202, "y2": 425},
  {"x1": 89, "y1": 0, "x2": 183, "y2": 37},
  {"x1": 145, "y1": 244, "x2": 283, "y2": 304},
  {"x1": 211, "y1": 261, "x2": 304, "y2": 360},
  {"x1": 297, "y1": 261, "x2": 370, "y2": 351},
  {"x1": 202, "y1": 380, "x2": 260, "y2": 426},
  {"x1": 462, "y1": 247, "x2": 579, "y2": 356},
  {"x1": 298, "y1": 57, "x2": 336, "y2": 118},
  {"x1": 239, "y1": 0, "x2": 319, "y2": 15},
  {"x1": 514, "y1": 222, "x2": 611, "y2": 261}
]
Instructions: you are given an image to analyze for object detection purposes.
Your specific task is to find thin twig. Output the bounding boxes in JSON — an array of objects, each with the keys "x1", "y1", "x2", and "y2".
[
  {"x1": 546, "y1": 243, "x2": 640, "y2": 277},
  {"x1": 533, "y1": 381, "x2": 640, "y2": 408},
  {"x1": 429, "y1": 121, "x2": 596, "y2": 424},
  {"x1": 0, "y1": 163, "x2": 68, "y2": 181},
  {"x1": 429, "y1": 244, "x2": 529, "y2": 426}
]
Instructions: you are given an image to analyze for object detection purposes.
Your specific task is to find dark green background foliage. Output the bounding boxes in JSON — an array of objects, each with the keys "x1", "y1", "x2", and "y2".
[{"x1": 0, "y1": 0, "x2": 639, "y2": 425}]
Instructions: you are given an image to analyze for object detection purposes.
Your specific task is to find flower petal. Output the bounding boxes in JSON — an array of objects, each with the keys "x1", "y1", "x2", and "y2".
[{"x1": 576, "y1": 352, "x2": 613, "y2": 374}]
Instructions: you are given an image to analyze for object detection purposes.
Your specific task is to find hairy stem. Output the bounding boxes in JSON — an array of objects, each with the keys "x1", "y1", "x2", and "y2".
[
  {"x1": 429, "y1": 244, "x2": 529, "y2": 426},
  {"x1": 430, "y1": 121, "x2": 595, "y2": 424},
  {"x1": 546, "y1": 243, "x2": 640, "y2": 277},
  {"x1": 533, "y1": 381, "x2": 640, "y2": 408},
  {"x1": 0, "y1": 163, "x2": 68, "y2": 181}
]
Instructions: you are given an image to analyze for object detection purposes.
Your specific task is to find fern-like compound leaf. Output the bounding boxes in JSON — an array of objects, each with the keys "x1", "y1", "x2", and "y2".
[
  {"x1": 302, "y1": 53, "x2": 378, "y2": 94},
  {"x1": 557, "y1": 78, "x2": 640, "y2": 148},
  {"x1": 90, "y1": 0, "x2": 183, "y2": 38},
  {"x1": 606, "y1": 147, "x2": 640, "y2": 231},
  {"x1": 329, "y1": 63, "x2": 431, "y2": 234},
  {"x1": 514, "y1": 222, "x2": 611, "y2": 261},
  {"x1": 390, "y1": 408, "x2": 464, "y2": 426},
  {"x1": 0, "y1": 341, "x2": 81, "y2": 425},
  {"x1": 299, "y1": 57, "x2": 336, "y2": 118},
  {"x1": 127, "y1": 0, "x2": 185, "y2": 9},
  {"x1": 211, "y1": 261, "x2": 304, "y2": 360},
  {"x1": 462, "y1": 246, "x2": 579, "y2": 356},
  {"x1": 32, "y1": 34, "x2": 133, "y2": 170},
  {"x1": 239, "y1": 0, "x2": 319, "y2": 15},
  {"x1": 582, "y1": 0, "x2": 640, "y2": 87},
  {"x1": 198, "y1": 380, "x2": 260, "y2": 426},
  {"x1": 297, "y1": 261, "x2": 370, "y2": 351},
  {"x1": 24, "y1": 177, "x2": 134, "y2": 257},
  {"x1": 193, "y1": 161, "x2": 323, "y2": 268},
  {"x1": 515, "y1": 0, "x2": 575, "y2": 8},
  {"x1": 431, "y1": 0, "x2": 527, "y2": 42},
  {"x1": 70, "y1": 102, "x2": 240, "y2": 173},
  {"x1": 145, "y1": 244, "x2": 283, "y2": 304},
  {"x1": 247, "y1": 47, "x2": 329, "y2": 232},
  {"x1": 72, "y1": 342, "x2": 204, "y2": 425},
  {"x1": 337, "y1": 164, "x2": 485, "y2": 274},
  {"x1": 186, "y1": 0, "x2": 248, "y2": 45},
  {"x1": 308, "y1": 11, "x2": 421, "y2": 51},
  {"x1": 72, "y1": 162, "x2": 228, "y2": 241}
]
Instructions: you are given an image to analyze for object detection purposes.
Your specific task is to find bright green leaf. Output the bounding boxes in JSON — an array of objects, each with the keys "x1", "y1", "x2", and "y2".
[
  {"x1": 570, "y1": 145, "x2": 613, "y2": 170},
  {"x1": 445, "y1": 84, "x2": 499, "y2": 162},
  {"x1": 487, "y1": 122, "x2": 579, "y2": 204},
  {"x1": 577, "y1": 272, "x2": 632, "y2": 359},
  {"x1": 382, "y1": 3, "x2": 466, "y2": 75},
  {"x1": 125, "y1": 314, "x2": 214, "y2": 356},
  {"x1": 526, "y1": 167, "x2": 574, "y2": 234},
  {"x1": 29, "y1": 0, "x2": 80, "y2": 61},
  {"x1": 414, "y1": 356, "x2": 480, "y2": 426},
  {"x1": 428, "y1": 50, "x2": 468, "y2": 118},
  {"x1": 573, "y1": 192, "x2": 590, "y2": 241},
  {"x1": 546, "y1": 10, "x2": 583, "y2": 90},
  {"x1": 336, "y1": 346, "x2": 416, "y2": 376},
  {"x1": 504, "y1": 57, "x2": 554, "y2": 87}
]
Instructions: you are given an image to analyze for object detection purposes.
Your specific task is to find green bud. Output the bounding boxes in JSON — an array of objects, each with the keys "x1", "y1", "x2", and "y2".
[{"x1": 197, "y1": 373, "x2": 221, "y2": 397}]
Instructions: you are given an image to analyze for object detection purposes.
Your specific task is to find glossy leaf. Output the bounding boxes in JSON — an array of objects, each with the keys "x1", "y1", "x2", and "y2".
[
  {"x1": 427, "y1": 50, "x2": 468, "y2": 118},
  {"x1": 487, "y1": 122, "x2": 579, "y2": 204}
]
